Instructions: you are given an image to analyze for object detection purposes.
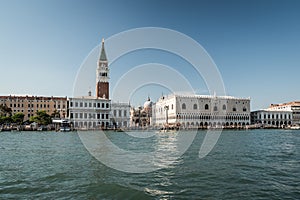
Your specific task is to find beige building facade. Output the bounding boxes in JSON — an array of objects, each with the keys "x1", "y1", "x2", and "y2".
[{"x1": 0, "y1": 95, "x2": 68, "y2": 121}]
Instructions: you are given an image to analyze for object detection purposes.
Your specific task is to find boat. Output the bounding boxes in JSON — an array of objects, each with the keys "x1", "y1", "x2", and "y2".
[
  {"x1": 290, "y1": 125, "x2": 300, "y2": 130},
  {"x1": 60, "y1": 126, "x2": 71, "y2": 132},
  {"x1": 157, "y1": 123, "x2": 180, "y2": 133},
  {"x1": 158, "y1": 128, "x2": 178, "y2": 133},
  {"x1": 52, "y1": 119, "x2": 72, "y2": 132},
  {"x1": 37, "y1": 126, "x2": 47, "y2": 131}
]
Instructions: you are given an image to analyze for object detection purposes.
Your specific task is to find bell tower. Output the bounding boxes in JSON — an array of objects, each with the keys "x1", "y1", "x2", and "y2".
[{"x1": 96, "y1": 38, "x2": 109, "y2": 99}]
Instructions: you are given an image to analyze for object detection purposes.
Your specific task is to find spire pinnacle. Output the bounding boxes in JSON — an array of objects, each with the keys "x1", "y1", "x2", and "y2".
[{"x1": 99, "y1": 38, "x2": 107, "y2": 61}]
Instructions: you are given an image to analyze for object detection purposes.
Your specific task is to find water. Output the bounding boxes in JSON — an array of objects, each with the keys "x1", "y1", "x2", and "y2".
[{"x1": 0, "y1": 130, "x2": 299, "y2": 199}]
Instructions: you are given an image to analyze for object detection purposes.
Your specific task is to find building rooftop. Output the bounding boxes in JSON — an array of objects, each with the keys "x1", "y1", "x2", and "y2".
[
  {"x1": 157, "y1": 93, "x2": 250, "y2": 102},
  {"x1": 252, "y1": 109, "x2": 292, "y2": 113},
  {"x1": 70, "y1": 96, "x2": 110, "y2": 100},
  {"x1": 269, "y1": 101, "x2": 300, "y2": 108},
  {"x1": 0, "y1": 95, "x2": 67, "y2": 101}
]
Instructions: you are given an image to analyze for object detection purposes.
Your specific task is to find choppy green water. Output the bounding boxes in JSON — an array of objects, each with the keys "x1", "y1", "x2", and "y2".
[{"x1": 0, "y1": 129, "x2": 299, "y2": 199}]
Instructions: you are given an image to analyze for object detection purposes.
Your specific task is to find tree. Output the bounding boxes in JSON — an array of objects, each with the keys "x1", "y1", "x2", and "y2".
[
  {"x1": 0, "y1": 104, "x2": 12, "y2": 117},
  {"x1": 50, "y1": 109, "x2": 60, "y2": 119},
  {"x1": 12, "y1": 112, "x2": 25, "y2": 124},
  {"x1": 30, "y1": 110, "x2": 52, "y2": 125},
  {"x1": 0, "y1": 116, "x2": 12, "y2": 124}
]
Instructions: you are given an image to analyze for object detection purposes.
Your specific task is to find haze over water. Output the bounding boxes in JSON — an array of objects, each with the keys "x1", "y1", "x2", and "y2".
[{"x1": 0, "y1": 130, "x2": 299, "y2": 199}]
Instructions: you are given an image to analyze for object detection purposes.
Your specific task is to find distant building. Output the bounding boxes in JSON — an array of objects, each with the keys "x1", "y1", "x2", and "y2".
[
  {"x1": 0, "y1": 95, "x2": 68, "y2": 121},
  {"x1": 111, "y1": 102, "x2": 130, "y2": 128},
  {"x1": 130, "y1": 97, "x2": 153, "y2": 127},
  {"x1": 152, "y1": 94, "x2": 251, "y2": 128},
  {"x1": 68, "y1": 39, "x2": 111, "y2": 129},
  {"x1": 251, "y1": 110, "x2": 292, "y2": 127},
  {"x1": 268, "y1": 101, "x2": 300, "y2": 125},
  {"x1": 251, "y1": 101, "x2": 300, "y2": 127},
  {"x1": 68, "y1": 94, "x2": 110, "y2": 129}
]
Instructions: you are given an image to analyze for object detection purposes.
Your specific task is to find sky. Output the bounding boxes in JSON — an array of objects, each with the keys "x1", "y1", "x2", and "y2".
[{"x1": 0, "y1": 0, "x2": 300, "y2": 110}]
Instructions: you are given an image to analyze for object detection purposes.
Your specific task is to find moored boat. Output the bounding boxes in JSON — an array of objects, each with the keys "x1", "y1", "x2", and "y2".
[{"x1": 290, "y1": 125, "x2": 300, "y2": 130}]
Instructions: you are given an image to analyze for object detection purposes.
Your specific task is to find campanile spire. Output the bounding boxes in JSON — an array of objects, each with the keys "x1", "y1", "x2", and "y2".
[
  {"x1": 96, "y1": 38, "x2": 109, "y2": 99},
  {"x1": 99, "y1": 38, "x2": 107, "y2": 61}
]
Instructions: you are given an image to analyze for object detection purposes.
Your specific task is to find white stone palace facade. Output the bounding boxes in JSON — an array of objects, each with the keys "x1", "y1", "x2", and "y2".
[{"x1": 152, "y1": 94, "x2": 250, "y2": 128}]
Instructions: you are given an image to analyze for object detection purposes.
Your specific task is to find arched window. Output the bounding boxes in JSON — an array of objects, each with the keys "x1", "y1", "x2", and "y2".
[
  {"x1": 214, "y1": 106, "x2": 218, "y2": 111},
  {"x1": 223, "y1": 104, "x2": 226, "y2": 110},
  {"x1": 205, "y1": 104, "x2": 209, "y2": 110},
  {"x1": 233, "y1": 107, "x2": 236, "y2": 112},
  {"x1": 243, "y1": 107, "x2": 247, "y2": 112},
  {"x1": 193, "y1": 104, "x2": 197, "y2": 109},
  {"x1": 182, "y1": 103, "x2": 186, "y2": 110},
  {"x1": 171, "y1": 104, "x2": 174, "y2": 110}
]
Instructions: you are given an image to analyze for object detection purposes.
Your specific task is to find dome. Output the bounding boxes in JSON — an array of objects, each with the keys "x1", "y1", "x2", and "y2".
[{"x1": 143, "y1": 97, "x2": 152, "y2": 109}]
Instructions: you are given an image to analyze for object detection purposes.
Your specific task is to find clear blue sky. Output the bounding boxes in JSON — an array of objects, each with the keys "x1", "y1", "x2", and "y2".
[{"x1": 0, "y1": 0, "x2": 299, "y2": 110}]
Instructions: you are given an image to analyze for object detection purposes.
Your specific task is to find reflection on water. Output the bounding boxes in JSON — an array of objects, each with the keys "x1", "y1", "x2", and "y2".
[{"x1": 78, "y1": 130, "x2": 195, "y2": 173}]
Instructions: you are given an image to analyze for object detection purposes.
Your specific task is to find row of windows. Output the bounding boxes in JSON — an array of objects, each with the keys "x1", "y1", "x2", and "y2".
[
  {"x1": 258, "y1": 114, "x2": 291, "y2": 120},
  {"x1": 70, "y1": 113, "x2": 109, "y2": 120},
  {"x1": 256, "y1": 121, "x2": 292, "y2": 125},
  {"x1": 178, "y1": 98, "x2": 247, "y2": 104},
  {"x1": 112, "y1": 110, "x2": 127, "y2": 117},
  {"x1": 157, "y1": 104, "x2": 248, "y2": 113},
  {"x1": 74, "y1": 121, "x2": 110, "y2": 128},
  {"x1": 157, "y1": 104, "x2": 174, "y2": 112},
  {"x1": 178, "y1": 115, "x2": 250, "y2": 120},
  {"x1": 0, "y1": 99, "x2": 65, "y2": 103},
  {"x1": 4, "y1": 103, "x2": 65, "y2": 109},
  {"x1": 180, "y1": 121, "x2": 250, "y2": 127},
  {"x1": 12, "y1": 110, "x2": 24, "y2": 113},
  {"x1": 113, "y1": 121, "x2": 128, "y2": 127},
  {"x1": 182, "y1": 103, "x2": 247, "y2": 112},
  {"x1": 156, "y1": 115, "x2": 249, "y2": 121},
  {"x1": 12, "y1": 109, "x2": 52, "y2": 113},
  {"x1": 70, "y1": 102, "x2": 109, "y2": 109},
  {"x1": 178, "y1": 112, "x2": 248, "y2": 116}
]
